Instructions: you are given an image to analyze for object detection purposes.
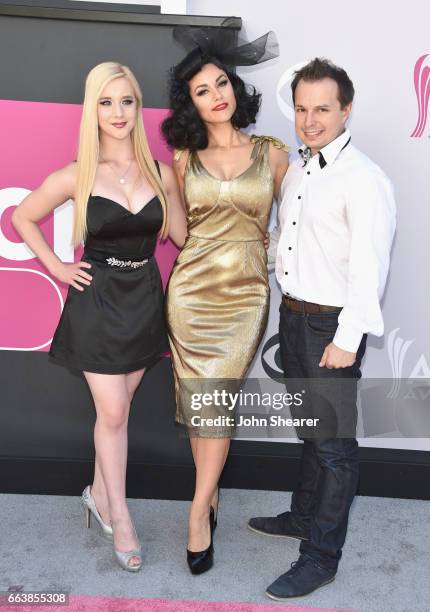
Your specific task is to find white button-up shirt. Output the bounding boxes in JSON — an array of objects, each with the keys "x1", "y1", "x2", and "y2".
[{"x1": 274, "y1": 128, "x2": 396, "y2": 353}]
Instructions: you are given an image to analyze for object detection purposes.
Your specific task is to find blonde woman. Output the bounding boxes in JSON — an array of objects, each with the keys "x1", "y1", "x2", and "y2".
[{"x1": 12, "y1": 62, "x2": 187, "y2": 571}]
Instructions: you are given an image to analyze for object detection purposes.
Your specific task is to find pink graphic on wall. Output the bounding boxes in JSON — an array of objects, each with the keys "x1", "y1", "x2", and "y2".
[
  {"x1": 0, "y1": 267, "x2": 64, "y2": 350},
  {"x1": 410, "y1": 53, "x2": 430, "y2": 138},
  {"x1": 0, "y1": 99, "x2": 178, "y2": 352}
]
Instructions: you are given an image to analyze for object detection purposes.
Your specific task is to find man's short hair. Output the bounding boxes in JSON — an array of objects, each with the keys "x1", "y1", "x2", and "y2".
[{"x1": 291, "y1": 58, "x2": 354, "y2": 109}]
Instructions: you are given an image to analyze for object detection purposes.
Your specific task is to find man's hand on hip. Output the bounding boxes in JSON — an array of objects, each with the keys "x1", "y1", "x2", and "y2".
[{"x1": 319, "y1": 342, "x2": 356, "y2": 369}]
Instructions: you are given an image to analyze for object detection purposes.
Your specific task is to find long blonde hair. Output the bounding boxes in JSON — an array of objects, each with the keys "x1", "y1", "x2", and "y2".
[{"x1": 73, "y1": 62, "x2": 168, "y2": 245}]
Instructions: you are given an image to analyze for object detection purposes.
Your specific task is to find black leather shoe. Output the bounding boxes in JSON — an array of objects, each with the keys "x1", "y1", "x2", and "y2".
[
  {"x1": 248, "y1": 511, "x2": 309, "y2": 541},
  {"x1": 187, "y1": 507, "x2": 215, "y2": 575},
  {"x1": 265, "y1": 555, "x2": 336, "y2": 600}
]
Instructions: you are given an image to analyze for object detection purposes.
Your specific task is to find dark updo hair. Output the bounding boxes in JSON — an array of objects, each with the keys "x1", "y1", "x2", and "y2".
[{"x1": 161, "y1": 51, "x2": 261, "y2": 151}]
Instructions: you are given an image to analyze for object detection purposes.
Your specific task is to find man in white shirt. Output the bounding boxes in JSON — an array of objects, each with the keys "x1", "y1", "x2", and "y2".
[{"x1": 248, "y1": 58, "x2": 396, "y2": 599}]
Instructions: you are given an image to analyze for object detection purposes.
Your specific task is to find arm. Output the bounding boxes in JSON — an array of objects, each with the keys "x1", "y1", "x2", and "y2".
[
  {"x1": 158, "y1": 158, "x2": 188, "y2": 248},
  {"x1": 320, "y1": 171, "x2": 396, "y2": 368},
  {"x1": 267, "y1": 162, "x2": 290, "y2": 265},
  {"x1": 262, "y1": 142, "x2": 289, "y2": 258},
  {"x1": 268, "y1": 141, "x2": 289, "y2": 203},
  {"x1": 11, "y1": 163, "x2": 93, "y2": 291}
]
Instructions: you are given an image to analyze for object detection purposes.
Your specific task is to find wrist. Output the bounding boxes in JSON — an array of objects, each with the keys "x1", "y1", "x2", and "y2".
[{"x1": 48, "y1": 258, "x2": 64, "y2": 278}]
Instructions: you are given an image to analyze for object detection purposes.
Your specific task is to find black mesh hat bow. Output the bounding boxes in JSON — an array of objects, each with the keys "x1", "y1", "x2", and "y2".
[{"x1": 172, "y1": 17, "x2": 279, "y2": 76}]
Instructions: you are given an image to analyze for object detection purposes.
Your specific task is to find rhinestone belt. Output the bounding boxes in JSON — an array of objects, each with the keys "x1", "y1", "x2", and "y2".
[{"x1": 106, "y1": 256, "x2": 148, "y2": 269}]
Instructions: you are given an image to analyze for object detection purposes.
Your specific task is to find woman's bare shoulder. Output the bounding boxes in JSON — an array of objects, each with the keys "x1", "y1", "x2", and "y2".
[
  {"x1": 172, "y1": 148, "x2": 191, "y2": 178},
  {"x1": 44, "y1": 161, "x2": 78, "y2": 195}
]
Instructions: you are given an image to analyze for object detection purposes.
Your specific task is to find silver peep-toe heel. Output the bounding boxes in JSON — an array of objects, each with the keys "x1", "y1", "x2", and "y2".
[
  {"x1": 81, "y1": 485, "x2": 113, "y2": 539},
  {"x1": 113, "y1": 522, "x2": 142, "y2": 572},
  {"x1": 114, "y1": 547, "x2": 143, "y2": 572}
]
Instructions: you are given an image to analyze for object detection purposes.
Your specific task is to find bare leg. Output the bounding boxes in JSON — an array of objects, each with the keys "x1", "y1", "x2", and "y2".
[
  {"x1": 189, "y1": 437, "x2": 224, "y2": 512},
  {"x1": 125, "y1": 368, "x2": 146, "y2": 403},
  {"x1": 84, "y1": 371, "x2": 144, "y2": 568},
  {"x1": 91, "y1": 454, "x2": 110, "y2": 524},
  {"x1": 90, "y1": 369, "x2": 145, "y2": 526},
  {"x1": 187, "y1": 437, "x2": 230, "y2": 552}
]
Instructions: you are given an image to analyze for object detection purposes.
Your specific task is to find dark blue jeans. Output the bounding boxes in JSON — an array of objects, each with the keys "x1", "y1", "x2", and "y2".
[{"x1": 279, "y1": 302, "x2": 367, "y2": 571}]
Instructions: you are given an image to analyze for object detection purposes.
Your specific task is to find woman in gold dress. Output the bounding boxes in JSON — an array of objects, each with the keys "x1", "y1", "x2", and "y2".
[{"x1": 162, "y1": 25, "x2": 289, "y2": 574}]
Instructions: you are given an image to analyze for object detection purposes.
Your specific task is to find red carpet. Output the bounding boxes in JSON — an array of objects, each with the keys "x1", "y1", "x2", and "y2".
[{"x1": 15, "y1": 595, "x2": 357, "y2": 612}]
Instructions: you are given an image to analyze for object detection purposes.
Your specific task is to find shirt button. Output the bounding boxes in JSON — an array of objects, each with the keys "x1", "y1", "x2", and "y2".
[
  {"x1": 292, "y1": 221, "x2": 297, "y2": 225},
  {"x1": 298, "y1": 195, "x2": 302, "y2": 199},
  {"x1": 307, "y1": 171, "x2": 310, "y2": 175},
  {"x1": 284, "y1": 271, "x2": 288, "y2": 275},
  {"x1": 288, "y1": 247, "x2": 292, "y2": 250}
]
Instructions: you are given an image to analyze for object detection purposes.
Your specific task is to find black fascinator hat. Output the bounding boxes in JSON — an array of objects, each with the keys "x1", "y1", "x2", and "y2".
[
  {"x1": 161, "y1": 19, "x2": 279, "y2": 151},
  {"x1": 173, "y1": 17, "x2": 279, "y2": 79}
]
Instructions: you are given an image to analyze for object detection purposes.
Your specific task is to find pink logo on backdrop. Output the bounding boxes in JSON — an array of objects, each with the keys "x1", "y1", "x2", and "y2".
[
  {"x1": 410, "y1": 53, "x2": 430, "y2": 138},
  {"x1": 0, "y1": 100, "x2": 177, "y2": 352}
]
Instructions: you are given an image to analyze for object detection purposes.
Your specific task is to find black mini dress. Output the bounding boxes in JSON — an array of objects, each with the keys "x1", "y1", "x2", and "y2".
[{"x1": 49, "y1": 171, "x2": 168, "y2": 374}]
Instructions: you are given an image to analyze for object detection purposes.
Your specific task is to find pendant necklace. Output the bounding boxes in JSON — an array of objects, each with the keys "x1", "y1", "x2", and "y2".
[{"x1": 102, "y1": 158, "x2": 134, "y2": 184}]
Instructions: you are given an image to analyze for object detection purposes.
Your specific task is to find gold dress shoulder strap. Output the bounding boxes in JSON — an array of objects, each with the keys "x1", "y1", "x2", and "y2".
[
  {"x1": 250, "y1": 135, "x2": 290, "y2": 160},
  {"x1": 173, "y1": 148, "x2": 185, "y2": 161}
]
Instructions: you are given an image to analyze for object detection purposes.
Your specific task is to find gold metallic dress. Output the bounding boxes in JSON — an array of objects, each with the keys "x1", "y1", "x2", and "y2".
[{"x1": 166, "y1": 135, "x2": 288, "y2": 437}]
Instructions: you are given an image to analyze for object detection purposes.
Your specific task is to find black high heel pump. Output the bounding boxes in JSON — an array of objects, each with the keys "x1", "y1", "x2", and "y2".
[{"x1": 187, "y1": 507, "x2": 216, "y2": 575}]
